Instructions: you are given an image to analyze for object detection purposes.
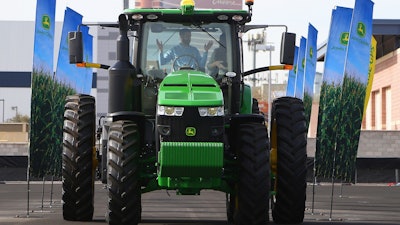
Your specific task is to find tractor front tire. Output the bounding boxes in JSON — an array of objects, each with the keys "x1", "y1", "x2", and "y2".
[
  {"x1": 107, "y1": 120, "x2": 142, "y2": 225},
  {"x1": 62, "y1": 94, "x2": 95, "y2": 221},
  {"x1": 271, "y1": 96, "x2": 307, "y2": 224},
  {"x1": 235, "y1": 123, "x2": 270, "y2": 225}
]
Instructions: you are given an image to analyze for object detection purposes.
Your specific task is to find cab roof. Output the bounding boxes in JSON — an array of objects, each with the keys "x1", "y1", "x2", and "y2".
[{"x1": 123, "y1": 8, "x2": 251, "y2": 24}]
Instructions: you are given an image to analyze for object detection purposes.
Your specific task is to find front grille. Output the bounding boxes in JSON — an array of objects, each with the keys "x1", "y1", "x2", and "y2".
[{"x1": 157, "y1": 107, "x2": 224, "y2": 142}]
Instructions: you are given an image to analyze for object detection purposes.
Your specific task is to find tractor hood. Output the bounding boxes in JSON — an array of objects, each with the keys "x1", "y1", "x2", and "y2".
[{"x1": 158, "y1": 70, "x2": 223, "y2": 106}]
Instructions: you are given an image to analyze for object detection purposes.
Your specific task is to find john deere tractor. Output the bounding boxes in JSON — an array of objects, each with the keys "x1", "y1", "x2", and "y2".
[{"x1": 62, "y1": 0, "x2": 307, "y2": 224}]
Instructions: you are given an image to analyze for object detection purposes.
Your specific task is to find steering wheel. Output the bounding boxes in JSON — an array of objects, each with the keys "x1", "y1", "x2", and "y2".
[{"x1": 172, "y1": 55, "x2": 200, "y2": 71}]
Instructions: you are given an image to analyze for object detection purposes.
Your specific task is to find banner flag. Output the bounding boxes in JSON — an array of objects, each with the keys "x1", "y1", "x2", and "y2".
[
  {"x1": 294, "y1": 37, "x2": 306, "y2": 99},
  {"x1": 315, "y1": 6, "x2": 353, "y2": 179},
  {"x1": 32, "y1": 0, "x2": 56, "y2": 74},
  {"x1": 30, "y1": 6, "x2": 87, "y2": 177},
  {"x1": 30, "y1": 0, "x2": 57, "y2": 177},
  {"x1": 286, "y1": 46, "x2": 298, "y2": 97},
  {"x1": 55, "y1": 7, "x2": 86, "y2": 93},
  {"x1": 303, "y1": 23, "x2": 318, "y2": 129},
  {"x1": 335, "y1": 0, "x2": 374, "y2": 181},
  {"x1": 364, "y1": 37, "x2": 377, "y2": 115}
]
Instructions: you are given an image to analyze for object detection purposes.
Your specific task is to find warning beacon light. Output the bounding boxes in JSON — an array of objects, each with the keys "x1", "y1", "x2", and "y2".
[{"x1": 181, "y1": 0, "x2": 195, "y2": 15}]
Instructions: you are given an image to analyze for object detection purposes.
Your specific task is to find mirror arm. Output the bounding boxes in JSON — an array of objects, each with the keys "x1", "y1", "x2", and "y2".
[
  {"x1": 76, "y1": 62, "x2": 110, "y2": 70},
  {"x1": 242, "y1": 65, "x2": 293, "y2": 77}
]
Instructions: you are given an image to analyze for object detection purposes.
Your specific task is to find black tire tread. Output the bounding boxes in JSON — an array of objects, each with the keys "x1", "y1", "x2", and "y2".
[
  {"x1": 107, "y1": 120, "x2": 141, "y2": 225},
  {"x1": 235, "y1": 123, "x2": 270, "y2": 225},
  {"x1": 271, "y1": 96, "x2": 307, "y2": 224},
  {"x1": 62, "y1": 94, "x2": 95, "y2": 221}
]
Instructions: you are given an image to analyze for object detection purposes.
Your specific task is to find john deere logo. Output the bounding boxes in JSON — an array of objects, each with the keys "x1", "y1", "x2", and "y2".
[
  {"x1": 309, "y1": 47, "x2": 314, "y2": 58},
  {"x1": 357, "y1": 22, "x2": 366, "y2": 37},
  {"x1": 185, "y1": 127, "x2": 196, "y2": 137},
  {"x1": 42, "y1": 15, "x2": 51, "y2": 30},
  {"x1": 340, "y1": 32, "x2": 349, "y2": 45}
]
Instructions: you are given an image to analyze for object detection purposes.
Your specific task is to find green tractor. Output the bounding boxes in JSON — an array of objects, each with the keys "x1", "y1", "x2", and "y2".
[{"x1": 62, "y1": 0, "x2": 307, "y2": 224}]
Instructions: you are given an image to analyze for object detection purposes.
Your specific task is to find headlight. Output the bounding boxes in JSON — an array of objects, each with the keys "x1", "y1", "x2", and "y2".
[
  {"x1": 198, "y1": 106, "x2": 224, "y2": 117},
  {"x1": 232, "y1": 15, "x2": 243, "y2": 22},
  {"x1": 131, "y1": 14, "x2": 143, "y2": 20},
  {"x1": 157, "y1": 105, "x2": 184, "y2": 116}
]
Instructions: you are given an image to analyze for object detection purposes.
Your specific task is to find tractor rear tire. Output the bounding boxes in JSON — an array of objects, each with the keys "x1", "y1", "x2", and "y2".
[
  {"x1": 270, "y1": 96, "x2": 307, "y2": 224},
  {"x1": 235, "y1": 123, "x2": 270, "y2": 225},
  {"x1": 62, "y1": 94, "x2": 95, "y2": 221},
  {"x1": 107, "y1": 120, "x2": 141, "y2": 225}
]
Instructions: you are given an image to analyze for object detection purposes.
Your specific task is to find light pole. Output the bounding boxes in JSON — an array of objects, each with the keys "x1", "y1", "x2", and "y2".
[
  {"x1": 11, "y1": 106, "x2": 18, "y2": 118},
  {"x1": 245, "y1": 25, "x2": 290, "y2": 132},
  {"x1": 0, "y1": 99, "x2": 4, "y2": 122},
  {"x1": 247, "y1": 31, "x2": 266, "y2": 87},
  {"x1": 256, "y1": 44, "x2": 275, "y2": 130},
  {"x1": 256, "y1": 25, "x2": 288, "y2": 132}
]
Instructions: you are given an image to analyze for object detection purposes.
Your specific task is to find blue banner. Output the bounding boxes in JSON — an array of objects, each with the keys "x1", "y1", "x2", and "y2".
[
  {"x1": 32, "y1": 0, "x2": 56, "y2": 74},
  {"x1": 303, "y1": 24, "x2": 318, "y2": 99},
  {"x1": 55, "y1": 7, "x2": 85, "y2": 93},
  {"x1": 286, "y1": 46, "x2": 298, "y2": 97},
  {"x1": 315, "y1": 6, "x2": 353, "y2": 180},
  {"x1": 321, "y1": 7, "x2": 353, "y2": 85},
  {"x1": 344, "y1": 0, "x2": 374, "y2": 85},
  {"x1": 303, "y1": 24, "x2": 318, "y2": 129},
  {"x1": 335, "y1": 0, "x2": 374, "y2": 181},
  {"x1": 294, "y1": 37, "x2": 306, "y2": 99},
  {"x1": 30, "y1": 0, "x2": 60, "y2": 177}
]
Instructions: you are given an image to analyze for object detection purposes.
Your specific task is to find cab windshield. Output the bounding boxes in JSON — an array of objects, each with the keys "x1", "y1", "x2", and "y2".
[{"x1": 140, "y1": 22, "x2": 232, "y2": 81}]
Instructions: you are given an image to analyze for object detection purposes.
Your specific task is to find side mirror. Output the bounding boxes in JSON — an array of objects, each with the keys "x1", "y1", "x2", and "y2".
[
  {"x1": 280, "y1": 32, "x2": 296, "y2": 65},
  {"x1": 68, "y1": 31, "x2": 83, "y2": 64}
]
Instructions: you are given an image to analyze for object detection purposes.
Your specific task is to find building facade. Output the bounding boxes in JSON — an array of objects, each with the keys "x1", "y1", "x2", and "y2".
[{"x1": 364, "y1": 48, "x2": 400, "y2": 130}]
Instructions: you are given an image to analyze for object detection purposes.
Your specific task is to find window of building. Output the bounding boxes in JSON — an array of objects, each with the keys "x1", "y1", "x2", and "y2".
[
  {"x1": 382, "y1": 86, "x2": 391, "y2": 130},
  {"x1": 371, "y1": 90, "x2": 379, "y2": 130},
  {"x1": 375, "y1": 35, "x2": 400, "y2": 59}
]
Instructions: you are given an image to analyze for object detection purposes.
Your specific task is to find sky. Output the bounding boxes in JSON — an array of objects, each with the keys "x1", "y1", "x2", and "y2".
[{"x1": 1, "y1": 0, "x2": 397, "y2": 43}]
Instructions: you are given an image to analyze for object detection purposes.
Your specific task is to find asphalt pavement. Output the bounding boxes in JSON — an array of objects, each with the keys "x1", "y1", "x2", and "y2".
[{"x1": 0, "y1": 181, "x2": 399, "y2": 225}]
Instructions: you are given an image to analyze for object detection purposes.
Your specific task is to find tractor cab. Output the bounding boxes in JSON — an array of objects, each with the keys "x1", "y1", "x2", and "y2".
[
  {"x1": 123, "y1": 6, "x2": 251, "y2": 117},
  {"x1": 137, "y1": 21, "x2": 234, "y2": 116}
]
